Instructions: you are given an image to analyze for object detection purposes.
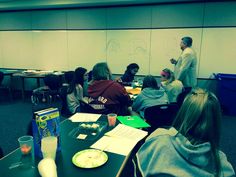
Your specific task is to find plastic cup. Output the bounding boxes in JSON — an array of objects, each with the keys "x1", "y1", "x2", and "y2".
[
  {"x1": 18, "y1": 136, "x2": 34, "y2": 155},
  {"x1": 107, "y1": 113, "x2": 117, "y2": 127},
  {"x1": 41, "y1": 136, "x2": 58, "y2": 160},
  {"x1": 38, "y1": 158, "x2": 58, "y2": 177},
  {"x1": 18, "y1": 135, "x2": 35, "y2": 166}
]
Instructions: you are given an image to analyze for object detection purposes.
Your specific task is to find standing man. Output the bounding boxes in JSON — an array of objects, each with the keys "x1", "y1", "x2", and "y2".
[{"x1": 170, "y1": 36, "x2": 197, "y2": 88}]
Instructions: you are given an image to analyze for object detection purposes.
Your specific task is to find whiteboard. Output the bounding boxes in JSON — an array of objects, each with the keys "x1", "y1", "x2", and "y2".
[
  {"x1": 199, "y1": 28, "x2": 236, "y2": 78},
  {"x1": 106, "y1": 30, "x2": 151, "y2": 75},
  {"x1": 1, "y1": 28, "x2": 236, "y2": 79},
  {"x1": 150, "y1": 29, "x2": 202, "y2": 76},
  {"x1": 32, "y1": 31, "x2": 68, "y2": 71},
  {"x1": 67, "y1": 30, "x2": 106, "y2": 71},
  {"x1": 0, "y1": 31, "x2": 34, "y2": 69}
]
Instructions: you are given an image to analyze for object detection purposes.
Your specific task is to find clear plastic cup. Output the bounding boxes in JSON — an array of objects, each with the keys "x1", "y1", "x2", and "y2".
[
  {"x1": 18, "y1": 135, "x2": 35, "y2": 166},
  {"x1": 107, "y1": 113, "x2": 117, "y2": 127},
  {"x1": 18, "y1": 136, "x2": 34, "y2": 155}
]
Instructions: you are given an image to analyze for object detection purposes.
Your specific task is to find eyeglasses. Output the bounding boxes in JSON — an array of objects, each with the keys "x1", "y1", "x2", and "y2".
[{"x1": 161, "y1": 74, "x2": 167, "y2": 78}]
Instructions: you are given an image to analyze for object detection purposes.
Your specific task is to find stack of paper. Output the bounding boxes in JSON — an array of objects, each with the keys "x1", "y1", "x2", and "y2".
[
  {"x1": 69, "y1": 113, "x2": 101, "y2": 122},
  {"x1": 91, "y1": 124, "x2": 148, "y2": 156}
]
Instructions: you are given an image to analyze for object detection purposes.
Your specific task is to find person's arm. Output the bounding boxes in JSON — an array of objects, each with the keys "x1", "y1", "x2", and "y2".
[
  {"x1": 76, "y1": 84, "x2": 88, "y2": 103},
  {"x1": 115, "y1": 83, "x2": 133, "y2": 109},
  {"x1": 176, "y1": 52, "x2": 193, "y2": 80},
  {"x1": 132, "y1": 95, "x2": 142, "y2": 113},
  {"x1": 114, "y1": 76, "x2": 122, "y2": 83}
]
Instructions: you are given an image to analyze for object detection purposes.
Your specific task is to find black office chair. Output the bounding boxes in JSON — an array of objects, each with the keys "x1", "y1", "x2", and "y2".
[
  {"x1": 0, "y1": 147, "x2": 3, "y2": 158},
  {"x1": 0, "y1": 71, "x2": 12, "y2": 101},
  {"x1": 59, "y1": 85, "x2": 73, "y2": 117},
  {"x1": 144, "y1": 103, "x2": 179, "y2": 134},
  {"x1": 31, "y1": 74, "x2": 62, "y2": 112},
  {"x1": 176, "y1": 87, "x2": 192, "y2": 108},
  {"x1": 64, "y1": 71, "x2": 74, "y2": 85},
  {"x1": 43, "y1": 74, "x2": 62, "y2": 93}
]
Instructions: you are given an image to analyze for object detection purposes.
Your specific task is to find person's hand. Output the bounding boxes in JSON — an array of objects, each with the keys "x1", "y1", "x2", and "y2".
[
  {"x1": 114, "y1": 77, "x2": 122, "y2": 83},
  {"x1": 170, "y1": 58, "x2": 177, "y2": 64}
]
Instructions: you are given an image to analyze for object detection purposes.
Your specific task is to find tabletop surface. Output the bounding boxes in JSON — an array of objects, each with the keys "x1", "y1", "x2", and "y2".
[
  {"x1": 0, "y1": 116, "x2": 127, "y2": 177},
  {"x1": 12, "y1": 70, "x2": 64, "y2": 78},
  {"x1": 0, "y1": 68, "x2": 24, "y2": 75}
]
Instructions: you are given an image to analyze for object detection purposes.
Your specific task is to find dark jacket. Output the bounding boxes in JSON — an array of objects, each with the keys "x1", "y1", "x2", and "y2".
[{"x1": 121, "y1": 71, "x2": 135, "y2": 86}]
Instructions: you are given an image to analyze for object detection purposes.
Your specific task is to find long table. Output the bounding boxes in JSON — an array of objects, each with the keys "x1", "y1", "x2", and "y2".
[
  {"x1": 12, "y1": 71, "x2": 64, "y2": 100},
  {"x1": 0, "y1": 116, "x2": 129, "y2": 177}
]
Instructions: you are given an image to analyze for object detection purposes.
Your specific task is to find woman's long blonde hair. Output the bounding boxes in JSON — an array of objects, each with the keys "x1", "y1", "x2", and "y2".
[{"x1": 172, "y1": 88, "x2": 221, "y2": 176}]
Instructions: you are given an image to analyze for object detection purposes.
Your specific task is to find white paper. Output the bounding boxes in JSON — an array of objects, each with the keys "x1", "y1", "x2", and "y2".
[
  {"x1": 124, "y1": 86, "x2": 133, "y2": 90},
  {"x1": 77, "y1": 134, "x2": 87, "y2": 140},
  {"x1": 69, "y1": 113, "x2": 101, "y2": 122},
  {"x1": 105, "y1": 124, "x2": 148, "y2": 142},
  {"x1": 91, "y1": 124, "x2": 148, "y2": 155},
  {"x1": 91, "y1": 136, "x2": 137, "y2": 156}
]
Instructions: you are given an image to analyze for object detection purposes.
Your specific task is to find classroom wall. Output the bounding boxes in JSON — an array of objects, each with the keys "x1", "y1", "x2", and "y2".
[{"x1": 0, "y1": 1, "x2": 236, "y2": 80}]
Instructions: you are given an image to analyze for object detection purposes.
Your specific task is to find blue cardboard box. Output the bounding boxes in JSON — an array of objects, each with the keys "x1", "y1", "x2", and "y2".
[{"x1": 32, "y1": 107, "x2": 61, "y2": 158}]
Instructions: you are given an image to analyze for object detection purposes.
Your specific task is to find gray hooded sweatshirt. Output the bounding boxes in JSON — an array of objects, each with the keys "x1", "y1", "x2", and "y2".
[
  {"x1": 132, "y1": 87, "x2": 169, "y2": 118},
  {"x1": 134, "y1": 128, "x2": 235, "y2": 177}
]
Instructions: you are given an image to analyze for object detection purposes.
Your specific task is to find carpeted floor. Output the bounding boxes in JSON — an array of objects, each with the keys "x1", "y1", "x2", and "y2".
[{"x1": 0, "y1": 97, "x2": 235, "y2": 171}]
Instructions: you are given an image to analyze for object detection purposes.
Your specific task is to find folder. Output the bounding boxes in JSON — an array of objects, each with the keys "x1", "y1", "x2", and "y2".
[{"x1": 117, "y1": 116, "x2": 150, "y2": 128}]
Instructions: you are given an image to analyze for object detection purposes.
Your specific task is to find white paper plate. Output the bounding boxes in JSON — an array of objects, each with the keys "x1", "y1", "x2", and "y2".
[{"x1": 72, "y1": 149, "x2": 108, "y2": 168}]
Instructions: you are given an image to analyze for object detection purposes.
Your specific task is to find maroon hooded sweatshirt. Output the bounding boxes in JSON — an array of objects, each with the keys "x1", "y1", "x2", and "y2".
[{"x1": 88, "y1": 80, "x2": 132, "y2": 115}]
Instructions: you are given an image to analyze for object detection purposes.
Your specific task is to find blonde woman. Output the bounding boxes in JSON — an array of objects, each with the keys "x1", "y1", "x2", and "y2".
[
  {"x1": 160, "y1": 68, "x2": 183, "y2": 103},
  {"x1": 87, "y1": 62, "x2": 132, "y2": 115},
  {"x1": 134, "y1": 88, "x2": 235, "y2": 177}
]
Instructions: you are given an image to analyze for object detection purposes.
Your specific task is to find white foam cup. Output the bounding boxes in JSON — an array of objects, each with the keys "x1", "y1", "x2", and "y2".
[
  {"x1": 41, "y1": 136, "x2": 58, "y2": 160},
  {"x1": 38, "y1": 158, "x2": 57, "y2": 177}
]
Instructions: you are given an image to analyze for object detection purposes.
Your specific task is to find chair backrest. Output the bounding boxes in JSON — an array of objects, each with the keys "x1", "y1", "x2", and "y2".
[
  {"x1": 31, "y1": 91, "x2": 62, "y2": 112},
  {"x1": 176, "y1": 87, "x2": 192, "y2": 108},
  {"x1": 44, "y1": 74, "x2": 62, "y2": 91},
  {"x1": 64, "y1": 71, "x2": 74, "y2": 84},
  {"x1": 0, "y1": 146, "x2": 3, "y2": 158},
  {"x1": 144, "y1": 103, "x2": 179, "y2": 133},
  {"x1": 59, "y1": 85, "x2": 72, "y2": 117},
  {"x1": 0, "y1": 71, "x2": 4, "y2": 85}
]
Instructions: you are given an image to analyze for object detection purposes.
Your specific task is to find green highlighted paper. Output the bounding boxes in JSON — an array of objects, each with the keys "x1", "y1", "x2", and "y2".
[{"x1": 117, "y1": 116, "x2": 150, "y2": 128}]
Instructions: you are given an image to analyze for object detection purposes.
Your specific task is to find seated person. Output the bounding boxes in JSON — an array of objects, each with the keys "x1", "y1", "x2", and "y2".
[
  {"x1": 33, "y1": 74, "x2": 62, "y2": 93},
  {"x1": 88, "y1": 62, "x2": 132, "y2": 115},
  {"x1": 132, "y1": 75, "x2": 169, "y2": 118},
  {"x1": 32, "y1": 74, "x2": 62, "y2": 103},
  {"x1": 160, "y1": 68, "x2": 183, "y2": 103},
  {"x1": 117, "y1": 63, "x2": 139, "y2": 86},
  {"x1": 133, "y1": 88, "x2": 235, "y2": 177},
  {"x1": 67, "y1": 67, "x2": 88, "y2": 114}
]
